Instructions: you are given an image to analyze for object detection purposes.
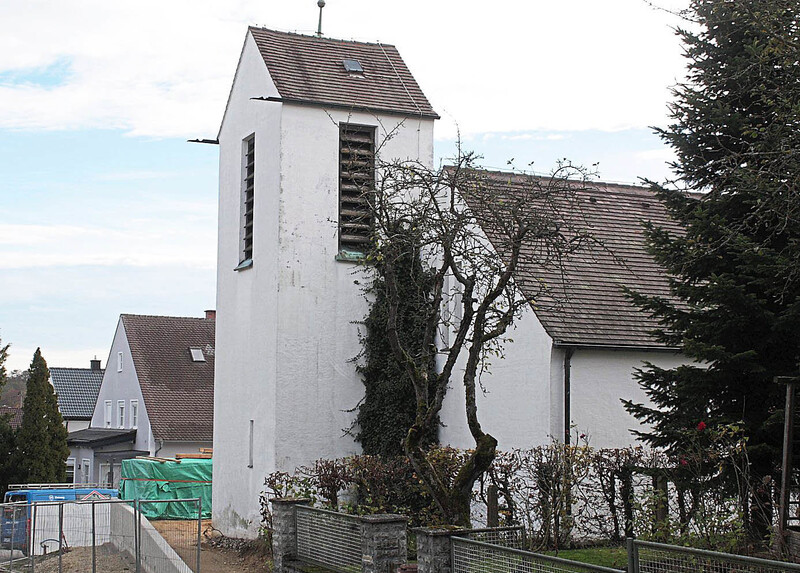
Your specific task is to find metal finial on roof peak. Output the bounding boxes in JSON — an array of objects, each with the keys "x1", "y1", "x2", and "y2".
[{"x1": 317, "y1": 0, "x2": 326, "y2": 37}]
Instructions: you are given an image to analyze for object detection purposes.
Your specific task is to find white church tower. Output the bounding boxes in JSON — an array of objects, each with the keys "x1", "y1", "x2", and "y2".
[{"x1": 213, "y1": 26, "x2": 438, "y2": 536}]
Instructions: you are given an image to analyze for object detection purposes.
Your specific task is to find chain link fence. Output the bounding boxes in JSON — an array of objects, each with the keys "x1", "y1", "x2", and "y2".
[
  {"x1": 0, "y1": 498, "x2": 201, "y2": 573},
  {"x1": 452, "y1": 537, "x2": 624, "y2": 573},
  {"x1": 629, "y1": 539, "x2": 800, "y2": 573}
]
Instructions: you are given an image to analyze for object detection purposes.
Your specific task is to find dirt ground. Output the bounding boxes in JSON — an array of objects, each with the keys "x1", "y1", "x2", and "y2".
[
  {"x1": 26, "y1": 542, "x2": 269, "y2": 573},
  {"x1": 34, "y1": 545, "x2": 134, "y2": 573},
  {"x1": 151, "y1": 519, "x2": 271, "y2": 573}
]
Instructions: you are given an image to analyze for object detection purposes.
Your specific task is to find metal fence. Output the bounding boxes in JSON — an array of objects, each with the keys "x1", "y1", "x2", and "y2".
[
  {"x1": 452, "y1": 537, "x2": 624, "y2": 573},
  {"x1": 0, "y1": 498, "x2": 201, "y2": 573},
  {"x1": 458, "y1": 526, "x2": 526, "y2": 549},
  {"x1": 629, "y1": 539, "x2": 800, "y2": 573},
  {"x1": 295, "y1": 505, "x2": 361, "y2": 573}
]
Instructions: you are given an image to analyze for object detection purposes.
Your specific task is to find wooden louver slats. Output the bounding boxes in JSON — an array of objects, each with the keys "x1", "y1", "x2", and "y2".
[
  {"x1": 339, "y1": 124, "x2": 374, "y2": 253},
  {"x1": 242, "y1": 135, "x2": 255, "y2": 262}
]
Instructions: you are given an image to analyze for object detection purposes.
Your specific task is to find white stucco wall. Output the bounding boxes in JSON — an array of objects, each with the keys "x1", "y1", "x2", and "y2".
[
  {"x1": 213, "y1": 32, "x2": 282, "y2": 537},
  {"x1": 439, "y1": 304, "x2": 555, "y2": 451},
  {"x1": 212, "y1": 30, "x2": 436, "y2": 537},
  {"x1": 564, "y1": 348, "x2": 688, "y2": 448}
]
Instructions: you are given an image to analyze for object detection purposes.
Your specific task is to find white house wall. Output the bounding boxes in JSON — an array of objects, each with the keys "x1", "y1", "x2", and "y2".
[
  {"x1": 563, "y1": 348, "x2": 688, "y2": 448},
  {"x1": 439, "y1": 304, "x2": 555, "y2": 451},
  {"x1": 90, "y1": 319, "x2": 151, "y2": 454},
  {"x1": 213, "y1": 31, "x2": 282, "y2": 538},
  {"x1": 273, "y1": 105, "x2": 435, "y2": 474}
]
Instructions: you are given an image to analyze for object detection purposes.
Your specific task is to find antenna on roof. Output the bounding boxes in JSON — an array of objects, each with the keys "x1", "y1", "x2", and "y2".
[{"x1": 316, "y1": 0, "x2": 326, "y2": 37}]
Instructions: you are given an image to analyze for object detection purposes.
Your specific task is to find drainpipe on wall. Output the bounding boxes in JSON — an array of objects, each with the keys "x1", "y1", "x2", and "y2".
[
  {"x1": 564, "y1": 348, "x2": 574, "y2": 445},
  {"x1": 155, "y1": 438, "x2": 164, "y2": 457}
]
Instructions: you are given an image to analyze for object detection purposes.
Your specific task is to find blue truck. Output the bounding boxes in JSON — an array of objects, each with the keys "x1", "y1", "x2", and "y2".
[{"x1": 1, "y1": 484, "x2": 118, "y2": 555}]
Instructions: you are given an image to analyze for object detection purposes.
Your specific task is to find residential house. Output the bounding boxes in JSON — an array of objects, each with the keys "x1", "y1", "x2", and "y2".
[
  {"x1": 0, "y1": 406, "x2": 23, "y2": 430},
  {"x1": 51, "y1": 359, "x2": 104, "y2": 433},
  {"x1": 67, "y1": 312, "x2": 214, "y2": 486},
  {"x1": 211, "y1": 27, "x2": 688, "y2": 537}
]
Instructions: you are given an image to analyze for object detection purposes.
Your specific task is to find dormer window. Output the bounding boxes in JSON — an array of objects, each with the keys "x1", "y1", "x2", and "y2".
[{"x1": 190, "y1": 348, "x2": 206, "y2": 362}]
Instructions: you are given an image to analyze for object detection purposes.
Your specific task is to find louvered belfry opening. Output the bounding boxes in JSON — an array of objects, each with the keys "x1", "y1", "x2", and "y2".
[
  {"x1": 242, "y1": 134, "x2": 255, "y2": 263},
  {"x1": 339, "y1": 124, "x2": 375, "y2": 254}
]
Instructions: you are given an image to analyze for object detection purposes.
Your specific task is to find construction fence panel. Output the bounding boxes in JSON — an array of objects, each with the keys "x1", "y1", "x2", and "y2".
[
  {"x1": 630, "y1": 539, "x2": 800, "y2": 573},
  {"x1": 137, "y1": 498, "x2": 201, "y2": 573},
  {"x1": 0, "y1": 502, "x2": 28, "y2": 573},
  {"x1": 452, "y1": 537, "x2": 624, "y2": 573}
]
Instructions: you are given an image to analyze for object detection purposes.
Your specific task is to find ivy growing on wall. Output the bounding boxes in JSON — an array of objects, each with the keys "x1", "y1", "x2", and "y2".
[{"x1": 355, "y1": 230, "x2": 439, "y2": 457}]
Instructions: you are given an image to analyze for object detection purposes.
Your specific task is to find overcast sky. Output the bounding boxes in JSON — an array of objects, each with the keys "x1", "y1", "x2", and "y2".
[{"x1": 0, "y1": 0, "x2": 689, "y2": 372}]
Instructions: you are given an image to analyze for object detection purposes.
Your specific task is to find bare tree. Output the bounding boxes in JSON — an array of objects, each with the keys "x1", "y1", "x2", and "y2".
[{"x1": 363, "y1": 147, "x2": 596, "y2": 525}]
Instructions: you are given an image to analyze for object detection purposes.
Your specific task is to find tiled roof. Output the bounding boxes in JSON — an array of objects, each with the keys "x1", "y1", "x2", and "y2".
[
  {"x1": 0, "y1": 406, "x2": 23, "y2": 430},
  {"x1": 462, "y1": 170, "x2": 682, "y2": 349},
  {"x1": 121, "y1": 314, "x2": 215, "y2": 441},
  {"x1": 50, "y1": 367, "x2": 104, "y2": 420},
  {"x1": 249, "y1": 27, "x2": 438, "y2": 119}
]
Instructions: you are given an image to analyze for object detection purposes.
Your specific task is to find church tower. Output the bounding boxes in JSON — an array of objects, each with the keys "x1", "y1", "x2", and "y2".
[{"x1": 213, "y1": 27, "x2": 437, "y2": 536}]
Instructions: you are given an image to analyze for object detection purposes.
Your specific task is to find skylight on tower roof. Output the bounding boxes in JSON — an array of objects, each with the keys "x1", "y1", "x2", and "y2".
[
  {"x1": 343, "y1": 59, "x2": 363, "y2": 73},
  {"x1": 189, "y1": 348, "x2": 205, "y2": 362}
]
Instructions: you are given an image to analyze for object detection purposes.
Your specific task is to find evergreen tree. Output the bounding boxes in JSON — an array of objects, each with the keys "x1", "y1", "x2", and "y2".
[
  {"x1": 15, "y1": 349, "x2": 69, "y2": 483},
  {"x1": 356, "y1": 230, "x2": 439, "y2": 457},
  {"x1": 624, "y1": 0, "x2": 800, "y2": 537},
  {"x1": 0, "y1": 338, "x2": 15, "y2": 494}
]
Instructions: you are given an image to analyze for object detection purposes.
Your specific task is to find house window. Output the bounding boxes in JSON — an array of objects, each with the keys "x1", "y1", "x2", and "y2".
[
  {"x1": 238, "y1": 134, "x2": 255, "y2": 268},
  {"x1": 130, "y1": 400, "x2": 138, "y2": 429},
  {"x1": 117, "y1": 351, "x2": 123, "y2": 372},
  {"x1": 338, "y1": 124, "x2": 375, "y2": 256},
  {"x1": 189, "y1": 347, "x2": 205, "y2": 362},
  {"x1": 117, "y1": 400, "x2": 125, "y2": 428},
  {"x1": 66, "y1": 459, "x2": 76, "y2": 484},
  {"x1": 82, "y1": 459, "x2": 91, "y2": 484},
  {"x1": 104, "y1": 400, "x2": 112, "y2": 427}
]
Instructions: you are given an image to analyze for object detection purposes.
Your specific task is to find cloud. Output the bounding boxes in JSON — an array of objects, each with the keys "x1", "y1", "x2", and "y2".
[{"x1": 0, "y1": 0, "x2": 690, "y2": 138}]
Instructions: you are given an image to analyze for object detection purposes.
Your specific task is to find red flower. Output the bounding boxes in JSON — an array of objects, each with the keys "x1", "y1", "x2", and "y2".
[
  {"x1": 696, "y1": 421, "x2": 707, "y2": 431},
  {"x1": 680, "y1": 457, "x2": 688, "y2": 467}
]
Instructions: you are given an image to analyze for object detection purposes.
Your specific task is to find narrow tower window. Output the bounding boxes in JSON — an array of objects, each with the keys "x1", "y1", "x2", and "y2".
[
  {"x1": 240, "y1": 134, "x2": 255, "y2": 266},
  {"x1": 338, "y1": 124, "x2": 375, "y2": 256}
]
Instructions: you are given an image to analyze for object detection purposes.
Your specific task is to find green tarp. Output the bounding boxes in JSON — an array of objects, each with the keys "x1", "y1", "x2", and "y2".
[{"x1": 119, "y1": 457, "x2": 212, "y2": 520}]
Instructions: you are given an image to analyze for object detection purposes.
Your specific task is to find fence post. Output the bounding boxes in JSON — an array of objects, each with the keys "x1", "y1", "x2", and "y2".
[
  {"x1": 197, "y1": 498, "x2": 202, "y2": 573},
  {"x1": 626, "y1": 537, "x2": 639, "y2": 573},
  {"x1": 135, "y1": 500, "x2": 141, "y2": 573},
  {"x1": 92, "y1": 500, "x2": 97, "y2": 573},
  {"x1": 58, "y1": 503, "x2": 63, "y2": 573},
  {"x1": 414, "y1": 527, "x2": 460, "y2": 573},
  {"x1": 9, "y1": 505, "x2": 14, "y2": 571},
  {"x1": 360, "y1": 514, "x2": 407, "y2": 573},
  {"x1": 30, "y1": 502, "x2": 36, "y2": 573},
  {"x1": 271, "y1": 497, "x2": 310, "y2": 573}
]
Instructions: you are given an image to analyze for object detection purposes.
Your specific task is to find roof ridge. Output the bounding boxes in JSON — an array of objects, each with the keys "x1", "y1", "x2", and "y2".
[
  {"x1": 248, "y1": 26, "x2": 397, "y2": 48},
  {"x1": 120, "y1": 313, "x2": 213, "y2": 321}
]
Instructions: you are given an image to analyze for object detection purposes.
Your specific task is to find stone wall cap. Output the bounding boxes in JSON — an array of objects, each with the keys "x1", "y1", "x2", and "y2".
[
  {"x1": 360, "y1": 513, "x2": 408, "y2": 524},
  {"x1": 411, "y1": 525, "x2": 464, "y2": 536},
  {"x1": 271, "y1": 497, "x2": 312, "y2": 504}
]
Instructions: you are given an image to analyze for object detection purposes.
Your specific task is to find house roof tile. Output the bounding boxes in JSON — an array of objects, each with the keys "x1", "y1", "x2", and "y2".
[
  {"x1": 249, "y1": 27, "x2": 438, "y2": 119},
  {"x1": 463, "y1": 170, "x2": 681, "y2": 349},
  {"x1": 50, "y1": 367, "x2": 104, "y2": 420},
  {"x1": 0, "y1": 406, "x2": 23, "y2": 430},
  {"x1": 121, "y1": 314, "x2": 215, "y2": 441}
]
